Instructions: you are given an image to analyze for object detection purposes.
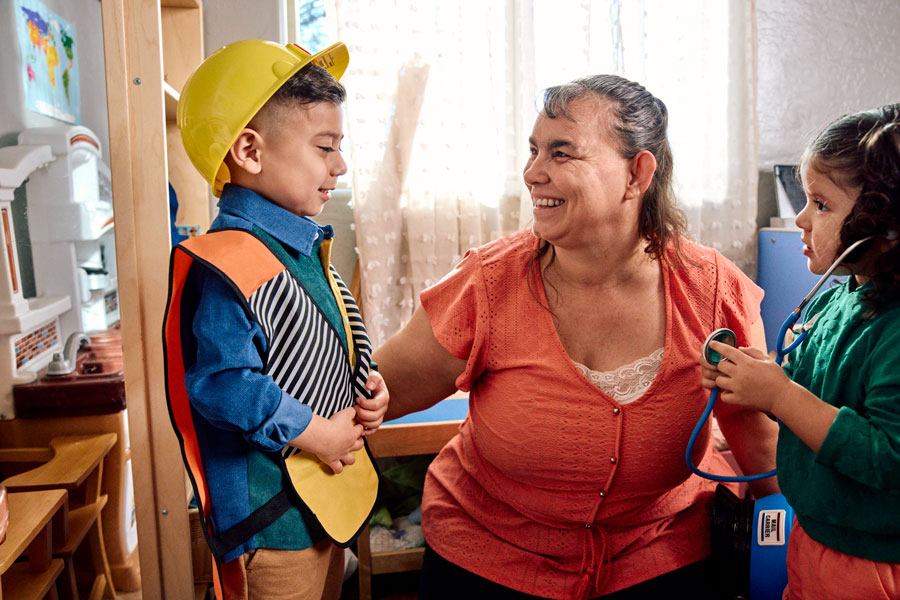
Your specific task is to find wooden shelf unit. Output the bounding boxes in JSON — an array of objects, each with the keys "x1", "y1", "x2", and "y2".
[
  {"x1": 161, "y1": 0, "x2": 209, "y2": 234},
  {"x1": 163, "y1": 82, "x2": 179, "y2": 120},
  {"x1": 1, "y1": 434, "x2": 119, "y2": 600},
  {"x1": 0, "y1": 490, "x2": 67, "y2": 600},
  {"x1": 2, "y1": 560, "x2": 64, "y2": 600},
  {"x1": 99, "y1": 1, "x2": 209, "y2": 596}
]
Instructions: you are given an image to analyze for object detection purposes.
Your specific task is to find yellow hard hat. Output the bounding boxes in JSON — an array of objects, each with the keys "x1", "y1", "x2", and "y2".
[{"x1": 177, "y1": 39, "x2": 349, "y2": 197}]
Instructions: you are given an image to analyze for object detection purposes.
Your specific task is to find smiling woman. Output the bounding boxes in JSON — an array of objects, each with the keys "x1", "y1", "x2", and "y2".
[
  {"x1": 374, "y1": 73, "x2": 779, "y2": 600},
  {"x1": 525, "y1": 97, "x2": 641, "y2": 251}
]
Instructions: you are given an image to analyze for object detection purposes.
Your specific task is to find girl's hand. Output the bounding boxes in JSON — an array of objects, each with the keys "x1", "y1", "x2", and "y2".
[
  {"x1": 707, "y1": 340, "x2": 792, "y2": 413},
  {"x1": 699, "y1": 350, "x2": 721, "y2": 390},
  {"x1": 356, "y1": 370, "x2": 389, "y2": 435}
]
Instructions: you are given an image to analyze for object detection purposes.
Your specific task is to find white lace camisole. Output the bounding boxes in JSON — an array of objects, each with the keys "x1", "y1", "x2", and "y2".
[{"x1": 573, "y1": 347, "x2": 664, "y2": 404}]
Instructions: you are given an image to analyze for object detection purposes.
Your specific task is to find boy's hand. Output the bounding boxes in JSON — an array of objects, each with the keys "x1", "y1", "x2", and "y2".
[
  {"x1": 707, "y1": 341, "x2": 791, "y2": 414},
  {"x1": 356, "y1": 370, "x2": 389, "y2": 435},
  {"x1": 287, "y1": 407, "x2": 364, "y2": 474}
]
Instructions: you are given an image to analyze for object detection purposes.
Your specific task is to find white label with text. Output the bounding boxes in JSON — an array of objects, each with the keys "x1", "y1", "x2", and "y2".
[{"x1": 757, "y1": 509, "x2": 787, "y2": 546}]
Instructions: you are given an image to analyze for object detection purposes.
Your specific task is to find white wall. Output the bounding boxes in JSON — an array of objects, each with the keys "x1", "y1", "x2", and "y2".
[
  {"x1": 0, "y1": 0, "x2": 109, "y2": 296},
  {"x1": 0, "y1": 0, "x2": 284, "y2": 160},
  {"x1": 755, "y1": 0, "x2": 900, "y2": 227},
  {"x1": 203, "y1": 0, "x2": 284, "y2": 56},
  {"x1": 0, "y1": 0, "x2": 109, "y2": 155}
]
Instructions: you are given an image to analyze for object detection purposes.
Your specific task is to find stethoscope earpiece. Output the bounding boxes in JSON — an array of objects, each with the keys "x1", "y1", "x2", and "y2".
[{"x1": 702, "y1": 328, "x2": 737, "y2": 366}]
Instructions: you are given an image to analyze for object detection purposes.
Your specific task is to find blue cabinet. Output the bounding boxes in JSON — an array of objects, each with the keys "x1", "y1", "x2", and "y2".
[{"x1": 756, "y1": 228, "x2": 844, "y2": 351}]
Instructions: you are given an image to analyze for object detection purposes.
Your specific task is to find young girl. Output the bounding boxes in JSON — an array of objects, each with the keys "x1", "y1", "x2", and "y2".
[{"x1": 702, "y1": 104, "x2": 900, "y2": 600}]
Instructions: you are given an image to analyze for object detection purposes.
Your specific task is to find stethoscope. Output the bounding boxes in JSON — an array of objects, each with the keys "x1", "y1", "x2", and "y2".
[{"x1": 685, "y1": 234, "x2": 887, "y2": 482}]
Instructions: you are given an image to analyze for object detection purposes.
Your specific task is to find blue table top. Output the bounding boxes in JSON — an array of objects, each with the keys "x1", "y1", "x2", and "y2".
[{"x1": 384, "y1": 396, "x2": 468, "y2": 425}]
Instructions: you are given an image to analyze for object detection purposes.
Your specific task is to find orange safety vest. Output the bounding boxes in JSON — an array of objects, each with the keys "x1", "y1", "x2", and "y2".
[{"x1": 163, "y1": 230, "x2": 378, "y2": 599}]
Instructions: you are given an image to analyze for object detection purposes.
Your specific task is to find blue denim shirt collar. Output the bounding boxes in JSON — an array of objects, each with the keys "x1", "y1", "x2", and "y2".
[{"x1": 217, "y1": 184, "x2": 333, "y2": 256}]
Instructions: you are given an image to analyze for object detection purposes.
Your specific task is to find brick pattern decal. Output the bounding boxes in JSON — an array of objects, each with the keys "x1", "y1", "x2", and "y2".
[{"x1": 14, "y1": 320, "x2": 59, "y2": 369}]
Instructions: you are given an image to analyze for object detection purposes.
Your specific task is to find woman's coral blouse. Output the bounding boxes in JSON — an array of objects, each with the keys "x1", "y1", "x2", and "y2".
[{"x1": 419, "y1": 230, "x2": 764, "y2": 599}]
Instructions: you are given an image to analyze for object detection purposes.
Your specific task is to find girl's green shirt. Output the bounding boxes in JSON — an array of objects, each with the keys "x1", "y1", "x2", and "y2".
[{"x1": 780, "y1": 280, "x2": 900, "y2": 561}]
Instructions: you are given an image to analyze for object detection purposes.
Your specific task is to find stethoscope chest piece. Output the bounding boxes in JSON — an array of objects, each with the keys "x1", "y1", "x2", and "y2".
[
  {"x1": 690, "y1": 326, "x2": 777, "y2": 483},
  {"x1": 702, "y1": 328, "x2": 737, "y2": 366}
]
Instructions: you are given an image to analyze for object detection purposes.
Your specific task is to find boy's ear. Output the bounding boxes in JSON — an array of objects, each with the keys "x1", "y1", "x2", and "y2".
[{"x1": 227, "y1": 128, "x2": 263, "y2": 175}]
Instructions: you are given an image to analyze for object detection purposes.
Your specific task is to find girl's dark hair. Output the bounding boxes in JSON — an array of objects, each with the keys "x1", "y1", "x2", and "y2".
[
  {"x1": 249, "y1": 64, "x2": 346, "y2": 132},
  {"x1": 801, "y1": 103, "x2": 900, "y2": 312},
  {"x1": 534, "y1": 74, "x2": 687, "y2": 268}
]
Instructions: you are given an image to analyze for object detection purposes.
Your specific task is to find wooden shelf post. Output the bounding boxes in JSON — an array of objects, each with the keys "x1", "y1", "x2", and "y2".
[{"x1": 98, "y1": 1, "x2": 206, "y2": 597}]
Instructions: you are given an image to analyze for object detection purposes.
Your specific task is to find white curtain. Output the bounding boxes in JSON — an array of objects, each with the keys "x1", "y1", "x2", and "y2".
[
  {"x1": 331, "y1": 0, "x2": 758, "y2": 346},
  {"x1": 329, "y1": 0, "x2": 535, "y2": 345}
]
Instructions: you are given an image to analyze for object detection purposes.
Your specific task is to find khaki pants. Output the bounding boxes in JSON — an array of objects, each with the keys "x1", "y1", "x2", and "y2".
[{"x1": 227, "y1": 539, "x2": 345, "y2": 600}]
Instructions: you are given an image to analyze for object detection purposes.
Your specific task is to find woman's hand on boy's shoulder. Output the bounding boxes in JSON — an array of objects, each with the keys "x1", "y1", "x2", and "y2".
[{"x1": 356, "y1": 370, "x2": 390, "y2": 435}]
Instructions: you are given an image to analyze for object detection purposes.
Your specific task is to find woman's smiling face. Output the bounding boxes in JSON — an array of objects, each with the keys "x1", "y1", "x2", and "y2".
[{"x1": 522, "y1": 97, "x2": 637, "y2": 250}]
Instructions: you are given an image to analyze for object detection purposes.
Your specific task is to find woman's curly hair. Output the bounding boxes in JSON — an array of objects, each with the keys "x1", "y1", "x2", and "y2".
[{"x1": 801, "y1": 103, "x2": 900, "y2": 313}]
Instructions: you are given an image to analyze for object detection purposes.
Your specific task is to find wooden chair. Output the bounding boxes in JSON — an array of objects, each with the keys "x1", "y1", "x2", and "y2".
[
  {"x1": 0, "y1": 488, "x2": 66, "y2": 600},
  {"x1": 0, "y1": 486, "x2": 7, "y2": 545},
  {"x1": 0, "y1": 434, "x2": 117, "y2": 600}
]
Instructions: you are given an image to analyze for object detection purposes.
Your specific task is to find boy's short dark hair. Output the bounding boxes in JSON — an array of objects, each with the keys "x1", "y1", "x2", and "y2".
[{"x1": 248, "y1": 64, "x2": 346, "y2": 133}]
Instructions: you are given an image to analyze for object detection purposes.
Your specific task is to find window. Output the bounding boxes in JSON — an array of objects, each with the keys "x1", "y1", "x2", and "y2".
[{"x1": 292, "y1": 0, "x2": 330, "y2": 51}]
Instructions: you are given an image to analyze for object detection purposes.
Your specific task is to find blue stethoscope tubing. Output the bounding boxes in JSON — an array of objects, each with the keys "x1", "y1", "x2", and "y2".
[
  {"x1": 685, "y1": 386, "x2": 780, "y2": 482},
  {"x1": 685, "y1": 235, "x2": 878, "y2": 482}
]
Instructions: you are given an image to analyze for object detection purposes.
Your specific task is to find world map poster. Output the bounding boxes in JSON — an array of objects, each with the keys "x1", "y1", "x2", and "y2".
[{"x1": 16, "y1": 0, "x2": 81, "y2": 124}]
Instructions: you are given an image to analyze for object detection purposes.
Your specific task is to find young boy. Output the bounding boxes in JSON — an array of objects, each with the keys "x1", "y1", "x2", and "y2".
[{"x1": 163, "y1": 40, "x2": 388, "y2": 600}]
